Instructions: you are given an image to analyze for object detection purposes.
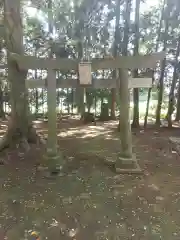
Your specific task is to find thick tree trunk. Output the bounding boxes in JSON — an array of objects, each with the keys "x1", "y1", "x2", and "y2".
[
  {"x1": 0, "y1": 59, "x2": 38, "y2": 151},
  {"x1": 0, "y1": 0, "x2": 39, "y2": 151}
]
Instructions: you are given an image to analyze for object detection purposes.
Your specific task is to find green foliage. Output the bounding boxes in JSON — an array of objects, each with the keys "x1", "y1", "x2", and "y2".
[{"x1": 15, "y1": 0, "x2": 180, "y2": 120}]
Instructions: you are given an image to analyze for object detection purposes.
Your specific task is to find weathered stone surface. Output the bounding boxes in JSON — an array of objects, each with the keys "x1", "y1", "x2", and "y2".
[
  {"x1": 115, "y1": 155, "x2": 142, "y2": 174},
  {"x1": 169, "y1": 137, "x2": 180, "y2": 155}
]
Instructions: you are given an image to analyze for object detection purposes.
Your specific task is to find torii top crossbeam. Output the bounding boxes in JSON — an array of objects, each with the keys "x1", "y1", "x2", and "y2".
[{"x1": 9, "y1": 52, "x2": 165, "y2": 71}]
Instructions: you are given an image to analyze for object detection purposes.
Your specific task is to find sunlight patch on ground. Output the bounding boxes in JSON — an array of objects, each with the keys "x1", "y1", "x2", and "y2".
[
  {"x1": 1, "y1": 124, "x2": 7, "y2": 127},
  {"x1": 58, "y1": 125, "x2": 113, "y2": 139},
  {"x1": 0, "y1": 129, "x2": 6, "y2": 134}
]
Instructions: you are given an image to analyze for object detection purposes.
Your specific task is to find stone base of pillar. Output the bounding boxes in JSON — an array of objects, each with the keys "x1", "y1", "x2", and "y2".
[
  {"x1": 115, "y1": 155, "x2": 142, "y2": 174},
  {"x1": 37, "y1": 149, "x2": 65, "y2": 178}
]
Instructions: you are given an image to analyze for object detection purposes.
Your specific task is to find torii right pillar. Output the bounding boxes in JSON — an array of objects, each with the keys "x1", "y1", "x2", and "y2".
[
  {"x1": 116, "y1": 69, "x2": 138, "y2": 173},
  {"x1": 115, "y1": 53, "x2": 165, "y2": 174}
]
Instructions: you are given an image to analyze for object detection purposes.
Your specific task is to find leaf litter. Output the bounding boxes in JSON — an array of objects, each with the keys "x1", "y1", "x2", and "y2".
[{"x1": 0, "y1": 120, "x2": 179, "y2": 239}]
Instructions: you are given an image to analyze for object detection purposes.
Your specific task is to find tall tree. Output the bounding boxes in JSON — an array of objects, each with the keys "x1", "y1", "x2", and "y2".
[
  {"x1": 175, "y1": 77, "x2": 180, "y2": 121},
  {"x1": 166, "y1": 35, "x2": 180, "y2": 127},
  {"x1": 0, "y1": 0, "x2": 38, "y2": 151},
  {"x1": 111, "y1": 0, "x2": 121, "y2": 119},
  {"x1": 118, "y1": 0, "x2": 131, "y2": 130},
  {"x1": 155, "y1": 0, "x2": 170, "y2": 126},
  {"x1": 131, "y1": 0, "x2": 140, "y2": 128},
  {"x1": 144, "y1": 0, "x2": 165, "y2": 128}
]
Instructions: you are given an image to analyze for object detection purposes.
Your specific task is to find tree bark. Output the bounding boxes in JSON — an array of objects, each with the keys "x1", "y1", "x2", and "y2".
[
  {"x1": 0, "y1": 0, "x2": 39, "y2": 151},
  {"x1": 94, "y1": 93, "x2": 97, "y2": 116},
  {"x1": 155, "y1": 58, "x2": 166, "y2": 126},
  {"x1": 175, "y1": 78, "x2": 180, "y2": 121},
  {"x1": 71, "y1": 88, "x2": 74, "y2": 114},
  {"x1": 35, "y1": 69, "x2": 39, "y2": 117},
  {"x1": 110, "y1": 89, "x2": 116, "y2": 119},
  {"x1": 155, "y1": 0, "x2": 170, "y2": 126},
  {"x1": 118, "y1": 0, "x2": 131, "y2": 131},
  {"x1": 111, "y1": 0, "x2": 121, "y2": 120},
  {"x1": 77, "y1": 41, "x2": 85, "y2": 118},
  {"x1": 0, "y1": 84, "x2": 5, "y2": 118},
  {"x1": 132, "y1": 0, "x2": 140, "y2": 128},
  {"x1": 0, "y1": 58, "x2": 38, "y2": 150},
  {"x1": 144, "y1": 0, "x2": 165, "y2": 128},
  {"x1": 166, "y1": 36, "x2": 180, "y2": 127},
  {"x1": 67, "y1": 88, "x2": 70, "y2": 114}
]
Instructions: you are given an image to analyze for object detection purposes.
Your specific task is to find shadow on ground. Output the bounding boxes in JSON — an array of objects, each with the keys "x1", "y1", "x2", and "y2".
[{"x1": 0, "y1": 118, "x2": 180, "y2": 239}]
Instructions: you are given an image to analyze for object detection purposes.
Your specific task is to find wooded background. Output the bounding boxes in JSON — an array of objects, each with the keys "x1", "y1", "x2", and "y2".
[{"x1": 0, "y1": 0, "x2": 179, "y2": 128}]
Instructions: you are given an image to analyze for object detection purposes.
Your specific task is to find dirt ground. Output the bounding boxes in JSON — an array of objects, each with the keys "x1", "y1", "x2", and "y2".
[{"x1": 0, "y1": 117, "x2": 180, "y2": 239}]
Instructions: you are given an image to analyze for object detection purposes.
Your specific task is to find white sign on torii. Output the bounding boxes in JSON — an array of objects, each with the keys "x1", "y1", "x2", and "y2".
[{"x1": 78, "y1": 62, "x2": 92, "y2": 85}]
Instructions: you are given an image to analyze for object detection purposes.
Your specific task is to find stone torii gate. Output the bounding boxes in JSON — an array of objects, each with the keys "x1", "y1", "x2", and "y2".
[
  {"x1": 12, "y1": 54, "x2": 164, "y2": 174},
  {"x1": 4, "y1": 0, "x2": 165, "y2": 174}
]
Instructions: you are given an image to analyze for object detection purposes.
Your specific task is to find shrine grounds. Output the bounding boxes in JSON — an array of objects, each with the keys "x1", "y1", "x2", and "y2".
[{"x1": 0, "y1": 117, "x2": 180, "y2": 239}]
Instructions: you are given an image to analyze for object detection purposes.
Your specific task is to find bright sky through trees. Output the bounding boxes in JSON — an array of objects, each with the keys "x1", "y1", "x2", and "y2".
[{"x1": 26, "y1": 0, "x2": 160, "y2": 19}]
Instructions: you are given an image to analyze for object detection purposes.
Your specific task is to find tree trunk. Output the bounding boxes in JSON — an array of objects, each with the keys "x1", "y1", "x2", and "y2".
[
  {"x1": 166, "y1": 36, "x2": 180, "y2": 127},
  {"x1": 110, "y1": 89, "x2": 116, "y2": 119},
  {"x1": 111, "y1": 0, "x2": 121, "y2": 120},
  {"x1": 132, "y1": 0, "x2": 140, "y2": 128},
  {"x1": 57, "y1": 88, "x2": 60, "y2": 113},
  {"x1": 155, "y1": 58, "x2": 166, "y2": 126},
  {"x1": 144, "y1": 0, "x2": 165, "y2": 128},
  {"x1": 100, "y1": 96, "x2": 104, "y2": 115},
  {"x1": 35, "y1": 69, "x2": 39, "y2": 117},
  {"x1": 175, "y1": 78, "x2": 180, "y2": 121},
  {"x1": 0, "y1": 85, "x2": 5, "y2": 118},
  {"x1": 118, "y1": 0, "x2": 131, "y2": 131},
  {"x1": 35, "y1": 89, "x2": 38, "y2": 116},
  {"x1": 0, "y1": 0, "x2": 38, "y2": 151},
  {"x1": 0, "y1": 57, "x2": 38, "y2": 150},
  {"x1": 87, "y1": 106, "x2": 91, "y2": 113},
  {"x1": 155, "y1": 0, "x2": 170, "y2": 126},
  {"x1": 77, "y1": 41, "x2": 85, "y2": 118},
  {"x1": 71, "y1": 88, "x2": 74, "y2": 114},
  {"x1": 67, "y1": 88, "x2": 70, "y2": 114},
  {"x1": 94, "y1": 93, "x2": 97, "y2": 116}
]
